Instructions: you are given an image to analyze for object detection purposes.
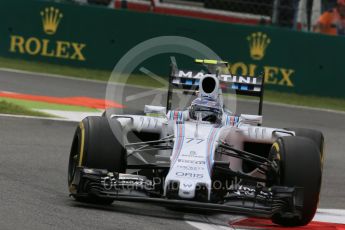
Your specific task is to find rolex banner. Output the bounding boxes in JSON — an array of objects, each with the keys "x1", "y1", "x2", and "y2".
[{"x1": 0, "y1": 0, "x2": 344, "y2": 98}]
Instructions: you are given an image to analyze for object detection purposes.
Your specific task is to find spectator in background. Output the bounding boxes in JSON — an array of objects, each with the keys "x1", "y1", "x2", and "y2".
[{"x1": 314, "y1": 0, "x2": 345, "y2": 35}]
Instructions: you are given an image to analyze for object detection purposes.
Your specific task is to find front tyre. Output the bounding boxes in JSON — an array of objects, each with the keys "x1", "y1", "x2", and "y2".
[
  {"x1": 68, "y1": 116, "x2": 126, "y2": 204},
  {"x1": 270, "y1": 136, "x2": 322, "y2": 226},
  {"x1": 285, "y1": 128, "x2": 324, "y2": 167}
]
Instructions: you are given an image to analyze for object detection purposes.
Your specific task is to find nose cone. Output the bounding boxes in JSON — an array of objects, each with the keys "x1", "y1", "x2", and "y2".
[
  {"x1": 178, "y1": 181, "x2": 197, "y2": 199},
  {"x1": 164, "y1": 123, "x2": 218, "y2": 201}
]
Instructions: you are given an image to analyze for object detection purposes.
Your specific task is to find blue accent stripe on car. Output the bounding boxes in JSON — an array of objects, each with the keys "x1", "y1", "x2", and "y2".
[
  {"x1": 178, "y1": 111, "x2": 182, "y2": 121},
  {"x1": 208, "y1": 127, "x2": 222, "y2": 172},
  {"x1": 234, "y1": 116, "x2": 239, "y2": 126},
  {"x1": 171, "y1": 122, "x2": 185, "y2": 167},
  {"x1": 206, "y1": 126, "x2": 222, "y2": 173},
  {"x1": 240, "y1": 85, "x2": 249, "y2": 91},
  {"x1": 185, "y1": 79, "x2": 193, "y2": 85},
  {"x1": 206, "y1": 127, "x2": 216, "y2": 172}
]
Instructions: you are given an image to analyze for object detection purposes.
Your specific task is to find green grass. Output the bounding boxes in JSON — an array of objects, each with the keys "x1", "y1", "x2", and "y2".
[
  {"x1": 0, "y1": 56, "x2": 345, "y2": 112},
  {"x1": 0, "y1": 56, "x2": 111, "y2": 82},
  {"x1": 0, "y1": 57, "x2": 167, "y2": 87},
  {"x1": 0, "y1": 98, "x2": 99, "y2": 112},
  {"x1": 264, "y1": 91, "x2": 345, "y2": 112},
  {"x1": 0, "y1": 100, "x2": 54, "y2": 117},
  {"x1": 236, "y1": 91, "x2": 345, "y2": 112}
]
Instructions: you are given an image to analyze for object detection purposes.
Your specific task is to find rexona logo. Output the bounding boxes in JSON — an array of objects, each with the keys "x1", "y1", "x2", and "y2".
[
  {"x1": 9, "y1": 7, "x2": 86, "y2": 61},
  {"x1": 228, "y1": 32, "x2": 295, "y2": 87}
]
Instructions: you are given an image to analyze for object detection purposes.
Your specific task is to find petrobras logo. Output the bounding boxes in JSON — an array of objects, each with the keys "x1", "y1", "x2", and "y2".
[
  {"x1": 191, "y1": 97, "x2": 221, "y2": 108},
  {"x1": 176, "y1": 165, "x2": 205, "y2": 171},
  {"x1": 181, "y1": 150, "x2": 204, "y2": 158}
]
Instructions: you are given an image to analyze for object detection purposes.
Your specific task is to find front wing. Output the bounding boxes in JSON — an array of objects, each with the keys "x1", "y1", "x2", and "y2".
[{"x1": 70, "y1": 167, "x2": 303, "y2": 219}]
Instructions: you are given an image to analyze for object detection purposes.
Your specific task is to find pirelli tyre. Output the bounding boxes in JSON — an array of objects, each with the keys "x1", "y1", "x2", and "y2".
[
  {"x1": 269, "y1": 136, "x2": 322, "y2": 226},
  {"x1": 285, "y1": 128, "x2": 324, "y2": 165},
  {"x1": 68, "y1": 116, "x2": 126, "y2": 204}
]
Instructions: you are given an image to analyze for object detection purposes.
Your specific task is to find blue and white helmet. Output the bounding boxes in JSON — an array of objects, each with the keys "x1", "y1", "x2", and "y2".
[{"x1": 189, "y1": 98, "x2": 222, "y2": 123}]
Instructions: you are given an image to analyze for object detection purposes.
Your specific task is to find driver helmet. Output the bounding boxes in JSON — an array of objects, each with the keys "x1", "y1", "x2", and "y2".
[{"x1": 189, "y1": 98, "x2": 222, "y2": 123}]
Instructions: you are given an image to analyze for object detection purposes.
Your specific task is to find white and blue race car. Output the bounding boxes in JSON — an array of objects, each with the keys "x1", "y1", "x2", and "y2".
[{"x1": 68, "y1": 59, "x2": 324, "y2": 226}]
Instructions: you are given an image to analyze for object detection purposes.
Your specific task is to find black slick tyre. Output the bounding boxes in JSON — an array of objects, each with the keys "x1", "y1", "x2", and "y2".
[
  {"x1": 270, "y1": 136, "x2": 322, "y2": 226},
  {"x1": 68, "y1": 116, "x2": 126, "y2": 204},
  {"x1": 285, "y1": 128, "x2": 324, "y2": 165}
]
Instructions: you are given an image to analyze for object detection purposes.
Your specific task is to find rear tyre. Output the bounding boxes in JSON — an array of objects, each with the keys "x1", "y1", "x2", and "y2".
[
  {"x1": 68, "y1": 116, "x2": 126, "y2": 205},
  {"x1": 270, "y1": 136, "x2": 322, "y2": 226}
]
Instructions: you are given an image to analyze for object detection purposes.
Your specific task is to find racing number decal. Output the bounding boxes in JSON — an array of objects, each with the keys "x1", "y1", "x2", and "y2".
[{"x1": 186, "y1": 138, "x2": 204, "y2": 144}]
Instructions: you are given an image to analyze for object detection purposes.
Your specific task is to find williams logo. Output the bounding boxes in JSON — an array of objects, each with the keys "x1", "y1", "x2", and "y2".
[
  {"x1": 9, "y1": 6, "x2": 86, "y2": 61},
  {"x1": 247, "y1": 32, "x2": 270, "y2": 61},
  {"x1": 41, "y1": 7, "x2": 63, "y2": 35}
]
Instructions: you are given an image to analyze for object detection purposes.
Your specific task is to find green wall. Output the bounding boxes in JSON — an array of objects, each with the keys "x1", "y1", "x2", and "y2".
[{"x1": 0, "y1": 0, "x2": 344, "y2": 98}]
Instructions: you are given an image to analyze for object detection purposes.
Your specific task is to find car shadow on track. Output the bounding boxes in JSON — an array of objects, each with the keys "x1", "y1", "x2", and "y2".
[{"x1": 68, "y1": 199, "x2": 227, "y2": 224}]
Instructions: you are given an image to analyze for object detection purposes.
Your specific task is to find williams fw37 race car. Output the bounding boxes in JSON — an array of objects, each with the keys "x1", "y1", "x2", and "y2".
[{"x1": 68, "y1": 59, "x2": 324, "y2": 226}]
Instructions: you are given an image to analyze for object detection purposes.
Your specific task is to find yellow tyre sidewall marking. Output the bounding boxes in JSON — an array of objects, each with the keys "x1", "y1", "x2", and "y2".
[
  {"x1": 78, "y1": 122, "x2": 85, "y2": 167},
  {"x1": 272, "y1": 142, "x2": 281, "y2": 161},
  {"x1": 321, "y1": 143, "x2": 325, "y2": 169}
]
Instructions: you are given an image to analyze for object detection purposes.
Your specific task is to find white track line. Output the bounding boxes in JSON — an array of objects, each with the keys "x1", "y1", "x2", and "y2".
[
  {"x1": 314, "y1": 208, "x2": 345, "y2": 224},
  {"x1": 186, "y1": 220, "x2": 234, "y2": 230},
  {"x1": 0, "y1": 67, "x2": 155, "y2": 90},
  {"x1": 0, "y1": 113, "x2": 76, "y2": 122},
  {"x1": 0, "y1": 110, "x2": 103, "y2": 122},
  {"x1": 1, "y1": 67, "x2": 345, "y2": 115},
  {"x1": 37, "y1": 109, "x2": 102, "y2": 122},
  {"x1": 185, "y1": 209, "x2": 345, "y2": 230},
  {"x1": 0, "y1": 67, "x2": 107, "y2": 85},
  {"x1": 238, "y1": 98, "x2": 345, "y2": 115},
  {"x1": 185, "y1": 214, "x2": 240, "y2": 230}
]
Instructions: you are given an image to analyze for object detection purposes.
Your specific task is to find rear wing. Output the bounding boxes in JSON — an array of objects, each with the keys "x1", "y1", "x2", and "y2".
[{"x1": 166, "y1": 59, "x2": 265, "y2": 115}]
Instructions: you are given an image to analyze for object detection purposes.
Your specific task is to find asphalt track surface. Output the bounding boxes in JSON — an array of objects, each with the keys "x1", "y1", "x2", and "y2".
[{"x1": 0, "y1": 69, "x2": 345, "y2": 229}]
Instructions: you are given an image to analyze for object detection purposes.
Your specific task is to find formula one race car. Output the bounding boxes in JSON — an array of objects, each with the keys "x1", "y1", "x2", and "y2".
[{"x1": 68, "y1": 59, "x2": 324, "y2": 226}]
